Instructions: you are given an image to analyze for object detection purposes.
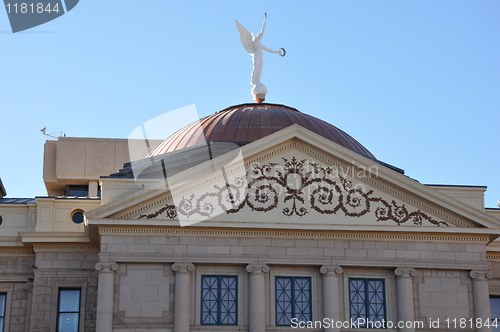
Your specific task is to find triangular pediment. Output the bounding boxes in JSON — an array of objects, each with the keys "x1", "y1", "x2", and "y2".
[{"x1": 86, "y1": 125, "x2": 500, "y2": 235}]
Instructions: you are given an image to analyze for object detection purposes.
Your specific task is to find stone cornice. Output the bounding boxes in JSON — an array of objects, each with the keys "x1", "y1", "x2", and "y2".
[
  {"x1": 101, "y1": 253, "x2": 488, "y2": 271},
  {"x1": 0, "y1": 274, "x2": 33, "y2": 282},
  {"x1": 0, "y1": 247, "x2": 35, "y2": 256},
  {"x1": 34, "y1": 270, "x2": 96, "y2": 278},
  {"x1": 97, "y1": 225, "x2": 493, "y2": 244},
  {"x1": 487, "y1": 253, "x2": 500, "y2": 261},
  {"x1": 32, "y1": 243, "x2": 99, "y2": 253},
  {"x1": 19, "y1": 231, "x2": 90, "y2": 244}
]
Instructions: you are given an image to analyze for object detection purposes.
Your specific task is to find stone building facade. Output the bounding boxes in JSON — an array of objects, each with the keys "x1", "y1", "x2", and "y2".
[{"x1": 1, "y1": 103, "x2": 500, "y2": 332}]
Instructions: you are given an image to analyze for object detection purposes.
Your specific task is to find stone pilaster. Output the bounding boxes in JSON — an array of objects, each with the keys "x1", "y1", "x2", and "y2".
[
  {"x1": 470, "y1": 270, "x2": 493, "y2": 332},
  {"x1": 394, "y1": 268, "x2": 417, "y2": 332},
  {"x1": 172, "y1": 263, "x2": 195, "y2": 332},
  {"x1": 320, "y1": 266, "x2": 343, "y2": 332},
  {"x1": 246, "y1": 264, "x2": 270, "y2": 332},
  {"x1": 95, "y1": 261, "x2": 118, "y2": 332}
]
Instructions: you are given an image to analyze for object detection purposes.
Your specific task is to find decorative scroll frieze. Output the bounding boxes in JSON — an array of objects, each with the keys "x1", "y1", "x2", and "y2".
[{"x1": 139, "y1": 157, "x2": 447, "y2": 226}]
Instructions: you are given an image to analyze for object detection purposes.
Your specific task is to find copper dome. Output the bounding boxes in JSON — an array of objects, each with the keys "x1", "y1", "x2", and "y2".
[{"x1": 148, "y1": 103, "x2": 375, "y2": 159}]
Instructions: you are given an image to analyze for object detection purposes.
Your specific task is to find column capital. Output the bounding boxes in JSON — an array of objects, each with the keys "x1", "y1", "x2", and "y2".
[
  {"x1": 172, "y1": 262, "x2": 195, "y2": 274},
  {"x1": 470, "y1": 270, "x2": 492, "y2": 281},
  {"x1": 95, "y1": 261, "x2": 118, "y2": 273},
  {"x1": 395, "y1": 267, "x2": 417, "y2": 279},
  {"x1": 246, "y1": 264, "x2": 270, "y2": 275},
  {"x1": 320, "y1": 265, "x2": 343, "y2": 277}
]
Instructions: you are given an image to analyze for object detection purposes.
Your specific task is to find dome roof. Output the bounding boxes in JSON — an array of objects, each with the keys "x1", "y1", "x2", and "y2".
[{"x1": 148, "y1": 103, "x2": 375, "y2": 159}]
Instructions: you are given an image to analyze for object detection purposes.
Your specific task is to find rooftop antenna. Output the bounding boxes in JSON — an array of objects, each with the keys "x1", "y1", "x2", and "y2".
[{"x1": 40, "y1": 127, "x2": 64, "y2": 139}]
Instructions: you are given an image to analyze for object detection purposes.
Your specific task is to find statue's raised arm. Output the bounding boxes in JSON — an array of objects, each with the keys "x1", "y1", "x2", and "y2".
[
  {"x1": 235, "y1": 14, "x2": 285, "y2": 103},
  {"x1": 254, "y1": 13, "x2": 267, "y2": 42}
]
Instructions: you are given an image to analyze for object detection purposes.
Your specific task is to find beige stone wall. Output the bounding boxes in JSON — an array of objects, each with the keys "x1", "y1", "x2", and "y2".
[
  {"x1": 101, "y1": 234, "x2": 488, "y2": 267},
  {"x1": 0, "y1": 256, "x2": 35, "y2": 332},
  {"x1": 97, "y1": 232, "x2": 488, "y2": 331},
  {"x1": 30, "y1": 251, "x2": 99, "y2": 332},
  {"x1": 114, "y1": 263, "x2": 174, "y2": 327},
  {"x1": 415, "y1": 270, "x2": 473, "y2": 329}
]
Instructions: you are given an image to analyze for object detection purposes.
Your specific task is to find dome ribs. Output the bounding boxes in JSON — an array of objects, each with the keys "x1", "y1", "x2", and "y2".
[
  {"x1": 258, "y1": 107, "x2": 273, "y2": 138},
  {"x1": 176, "y1": 115, "x2": 215, "y2": 151},
  {"x1": 148, "y1": 103, "x2": 375, "y2": 160},
  {"x1": 219, "y1": 108, "x2": 244, "y2": 143},
  {"x1": 268, "y1": 106, "x2": 286, "y2": 132},
  {"x1": 246, "y1": 106, "x2": 263, "y2": 142},
  {"x1": 153, "y1": 120, "x2": 200, "y2": 156},
  {"x1": 200, "y1": 110, "x2": 229, "y2": 143}
]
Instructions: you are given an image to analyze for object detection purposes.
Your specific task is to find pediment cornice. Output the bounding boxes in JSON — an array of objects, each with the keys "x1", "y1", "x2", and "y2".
[{"x1": 86, "y1": 125, "x2": 499, "y2": 231}]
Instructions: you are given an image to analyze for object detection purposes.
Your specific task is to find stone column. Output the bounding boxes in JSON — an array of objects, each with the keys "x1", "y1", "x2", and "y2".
[
  {"x1": 172, "y1": 263, "x2": 195, "y2": 332},
  {"x1": 320, "y1": 266, "x2": 343, "y2": 332},
  {"x1": 246, "y1": 264, "x2": 270, "y2": 332},
  {"x1": 470, "y1": 270, "x2": 493, "y2": 332},
  {"x1": 394, "y1": 268, "x2": 417, "y2": 332},
  {"x1": 95, "y1": 261, "x2": 118, "y2": 332}
]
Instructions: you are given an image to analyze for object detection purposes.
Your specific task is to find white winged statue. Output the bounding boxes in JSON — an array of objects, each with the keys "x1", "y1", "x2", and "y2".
[{"x1": 235, "y1": 14, "x2": 285, "y2": 102}]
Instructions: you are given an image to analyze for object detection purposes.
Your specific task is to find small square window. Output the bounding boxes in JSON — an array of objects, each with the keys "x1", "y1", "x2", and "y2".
[
  {"x1": 57, "y1": 288, "x2": 81, "y2": 332},
  {"x1": 349, "y1": 278, "x2": 386, "y2": 328},
  {"x1": 66, "y1": 185, "x2": 89, "y2": 197},
  {"x1": 0, "y1": 293, "x2": 6, "y2": 332},
  {"x1": 201, "y1": 275, "x2": 237, "y2": 325},
  {"x1": 275, "y1": 276, "x2": 312, "y2": 326}
]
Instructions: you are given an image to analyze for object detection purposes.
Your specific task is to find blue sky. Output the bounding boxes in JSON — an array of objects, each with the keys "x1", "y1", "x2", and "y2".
[{"x1": 1, "y1": 1, "x2": 499, "y2": 207}]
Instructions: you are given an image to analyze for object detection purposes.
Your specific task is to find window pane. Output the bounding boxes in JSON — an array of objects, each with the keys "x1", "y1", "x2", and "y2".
[
  {"x1": 294, "y1": 278, "x2": 311, "y2": 323},
  {"x1": 0, "y1": 293, "x2": 5, "y2": 317},
  {"x1": 57, "y1": 313, "x2": 79, "y2": 332},
  {"x1": 67, "y1": 185, "x2": 89, "y2": 197},
  {"x1": 491, "y1": 297, "x2": 500, "y2": 331},
  {"x1": 349, "y1": 279, "x2": 366, "y2": 324},
  {"x1": 276, "y1": 277, "x2": 293, "y2": 325},
  {"x1": 201, "y1": 276, "x2": 237, "y2": 325},
  {"x1": 220, "y1": 277, "x2": 237, "y2": 325},
  {"x1": 59, "y1": 290, "x2": 80, "y2": 312},
  {"x1": 367, "y1": 280, "x2": 385, "y2": 323},
  {"x1": 349, "y1": 278, "x2": 386, "y2": 328},
  {"x1": 201, "y1": 276, "x2": 218, "y2": 324},
  {"x1": 276, "y1": 277, "x2": 311, "y2": 326},
  {"x1": 0, "y1": 318, "x2": 4, "y2": 332}
]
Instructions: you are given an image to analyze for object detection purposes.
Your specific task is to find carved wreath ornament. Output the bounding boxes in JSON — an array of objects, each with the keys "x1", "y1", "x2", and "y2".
[{"x1": 139, "y1": 157, "x2": 448, "y2": 226}]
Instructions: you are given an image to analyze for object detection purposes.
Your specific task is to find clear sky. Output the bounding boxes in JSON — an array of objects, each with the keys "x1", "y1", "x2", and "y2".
[{"x1": 1, "y1": 1, "x2": 499, "y2": 207}]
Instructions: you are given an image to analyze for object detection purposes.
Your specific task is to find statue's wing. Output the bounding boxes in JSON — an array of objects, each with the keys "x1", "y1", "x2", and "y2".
[{"x1": 235, "y1": 20, "x2": 255, "y2": 54}]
